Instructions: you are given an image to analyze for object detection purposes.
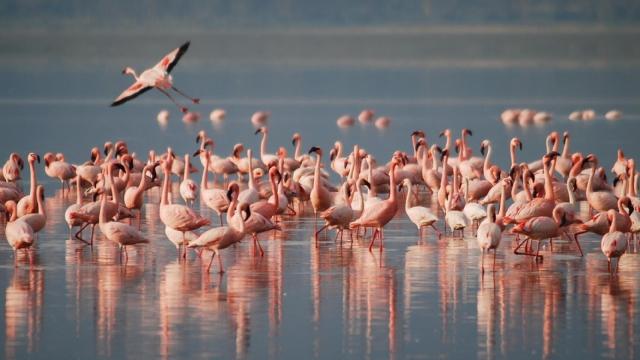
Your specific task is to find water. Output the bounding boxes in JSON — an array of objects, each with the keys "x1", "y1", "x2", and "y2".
[{"x1": 1, "y1": 29, "x2": 640, "y2": 359}]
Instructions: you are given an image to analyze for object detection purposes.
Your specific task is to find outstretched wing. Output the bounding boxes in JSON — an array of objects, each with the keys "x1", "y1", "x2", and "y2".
[
  {"x1": 110, "y1": 81, "x2": 152, "y2": 107},
  {"x1": 154, "y1": 41, "x2": 190, "y2": 73}
]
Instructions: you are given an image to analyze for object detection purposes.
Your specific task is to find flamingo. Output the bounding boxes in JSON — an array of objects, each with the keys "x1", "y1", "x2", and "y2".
[
  {"x1": 4, "y1": 201, "x2": 34, "y2": 266},
  {"x1": 188, "y1": 202, "x2": 250, "y2": 273},
  {"x1": 585, "y1": 155, "x2": 617, "y2": 213},
  {"x1": 98, "y1": 189, "x2": 149, "y2": 263},
  {"x1": 512, "y1": 207, "x2": 571, "y2": 260},
  {"x1": 65, "y1": 173, "x2": 85, "y2": 233},
  {"x1": 477, "y1": 204, "x2": 502, "y2": 273},
  {"x1": 16, "y1": 153, "x2": 40, "y2": 217},
  {"x1": 308, "y1": 147, "x2": 334, "y2": 229},
  {"x1": 124, "y1": 162, "x2": 158, "y2": 217},
  {"x1": 350, "y1": 160, "x2": 400, "y2": 252},
  {"x1": 601, "y1": 209, "x2": 628, "y2": 274},
  {"x1": 111, "y1": 41, "x2": 199, "y2": 113},
  {"x1": 403, "y1": 179, "x2": 440, "y2": 239},
  {"x1": 238, "y1": 149, "x2": 261, "y2": 206},
  {"x1": 159, "y1": 150, "x2": 210, "y2": 258},
  {"x1": 179, "y1": 154, "x2": 198, "y2": 206},
  {"x1": 2, "y1": 153, "x2": 23, "y2": 182},
  {"x1": 197, "y1": 150, "x2": 230, "y2": 225},
  {"x1": 44, "y1": 152, "x2": 76, "y2": 193},
  {"x1": 255, "y1": 127, "x2": 279, "y2": 167},
  {"x1": 315, "y1": 182, "x2": 355, "y2": 245},
  {"x1": 20, "y1": 185, "x2": 46, "y2": 234}
]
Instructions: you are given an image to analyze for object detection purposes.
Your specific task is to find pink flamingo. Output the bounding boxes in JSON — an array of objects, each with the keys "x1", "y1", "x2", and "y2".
[
  {"x1": 16, "y1": 153, "x2": 40, "y2": 217},
  {"x1": 4, "y1": 201, "x2": 34, "y2": 266},
  {"x1": 111, "y1": 41, "x2": 199, "y2": 113},
  {"x1": 601, "y1": 209, "x2": 628, "y2": 274},
  {"x1": 350, "y1": 160, "x2": 399, "y2": 252},
  {"x1": 159, "y1": 150, "x2": 210, "y2": 258}
]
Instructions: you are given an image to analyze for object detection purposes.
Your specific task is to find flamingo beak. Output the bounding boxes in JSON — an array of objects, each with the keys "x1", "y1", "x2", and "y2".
[
  {"x1": 439, "y1": 131, "x2": 445, "y2": 138},
  {"x1": 308, "y1": 146, "x2": 320, "y2": 154},
  {"x1": 480, "y1": 144, "x2": 486, "y2": 156},
  {"x1": 193, "y1": 149, "x2": 202, "y2": 157},
  {"x1": 254, "y1": 128, "x2": 262, "y2": 135},
  {"x1": 36, "y1": 154, "x2": 41, "y2": 163}
]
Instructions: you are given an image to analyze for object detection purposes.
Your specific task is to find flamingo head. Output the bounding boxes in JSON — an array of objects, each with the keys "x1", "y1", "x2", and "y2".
[
  {"x1": 28, "y1": 152, "x2": 40, "y2": 164},
  {"x1": 462, "y1": 128, "x2": 473, "y2": 137},
  {"x1": 254, "y1": 126, "x2": 268, "y2": 135},
  {"x1": 43, "y1": 153, "x2": 55, "y2": 168},
  {"x1": 122, "y1": 67, "x2": 137, "y2": 77},
  {"x1": 291, "y1": 133, "x2": 301, "y2": 145},
  {"x1": 480, "y1": 140, "x2": 490, "y2": 156},
  {"x1": 103, "y1": 142, "x2": 113, "y2": 156},
  {"x1": 411, "y1": 130, "x2": 425, "y2": 138},
  {"x1": 414, "y1": 138, "x2": 426, "y2": 151},
  {"x1": 195, "y1": 130, "x2": 207, "y2": 144},
  {"x1": 329, "y1": 148, "x2": 337, "y2": 161},
  {"x1": 563, "y1": 131, "x2": 570, "y2": 144},
  {"x1": 439, "y1": 129, "x2": 450, "y2": 138},
  {"x1": 510, "y1": 137, "x2": 523, "y2": 151},
  {"x1": 308, "y1": 146, "x2": 322, "y2": 156}
]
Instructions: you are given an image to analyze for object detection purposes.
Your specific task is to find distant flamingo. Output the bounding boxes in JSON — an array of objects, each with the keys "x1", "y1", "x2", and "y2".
[
  {"x1": 403, "y1": 179, "x2": 440, "y2": 239},
  {"x1": 111, "y1": 41, "x2": 199, "y2": 113}
]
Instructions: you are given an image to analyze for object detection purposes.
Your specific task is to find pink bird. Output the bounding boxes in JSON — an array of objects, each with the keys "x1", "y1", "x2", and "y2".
[{"x1": 111, "y1": 41, "x2": 199, "y2": 113}]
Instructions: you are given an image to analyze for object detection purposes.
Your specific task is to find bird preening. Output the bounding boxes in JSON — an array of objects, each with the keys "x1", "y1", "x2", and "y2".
[{"x1": 111, "y1": 41, "x2": 199, "y2": 113}]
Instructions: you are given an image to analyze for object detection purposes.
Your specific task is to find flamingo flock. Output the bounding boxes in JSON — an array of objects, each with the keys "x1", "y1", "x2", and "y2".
[{"x1": 1, "y1": 125, "x2": 638, "y2": 276}]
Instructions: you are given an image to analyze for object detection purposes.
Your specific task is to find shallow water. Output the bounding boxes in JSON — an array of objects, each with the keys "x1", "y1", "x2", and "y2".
[{"x1": 1, "y1": 30, "x2": 640, "y2": 359}]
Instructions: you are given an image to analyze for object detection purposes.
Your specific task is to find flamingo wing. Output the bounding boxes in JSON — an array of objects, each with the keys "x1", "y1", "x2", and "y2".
[
  {"x1": 153, "y1": 41, "x2": 190, "y2": 73},
  {"x1": 111, "y1": 81, "x2": 152, "y2": 107}
]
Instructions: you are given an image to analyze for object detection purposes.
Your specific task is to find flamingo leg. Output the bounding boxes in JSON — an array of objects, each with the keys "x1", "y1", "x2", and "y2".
[
  {"x1": 368, "y1": 229, "x2": 378, "y2": 252},
  {"x1": 493, "y1": 249, "x2": 497, "y2": 271},
  {"x1": 207, "y1": 252, "x2": 215, "y2": 272},
  {"x1": 217, "y1": 251, "x2": 225, "y2": 274},
  {"x1": 171, "y1": 86, "x2": 200, "y2": 104},
  {"x1": 219, "y1": 213, "x2": 224, "y2": 226},
  {"x1": 431, "y1": 224, "x2": 442, "y2": 238},
  {"x1": 481, "y1": 248, "x2": 485, "y2": 274},
  {"x1": 157, "y1": 88, "x2": 188, "y2": 113},
  {"x1": 314, "y1": 224, "x2": 328, "y2": 247}
]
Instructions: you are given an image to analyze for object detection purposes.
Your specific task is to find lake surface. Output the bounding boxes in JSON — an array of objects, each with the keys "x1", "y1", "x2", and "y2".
[{"x1": 1, "y1": 29, "x2": 640, "y2": 359}]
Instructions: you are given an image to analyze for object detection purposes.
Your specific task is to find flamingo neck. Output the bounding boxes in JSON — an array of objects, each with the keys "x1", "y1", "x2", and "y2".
[
  {"x1": 313, "y1": 152, "x2": 322, "y2": 192},
  {"x1": 498, "y1": 183, "x2": 506, "y2": 217},
  {"x1": 522, "y1": 173, "x2": 533, "y2": 201},
  {"x1": 260, "y1": 131, "x2": 269, "y2": 161},
  {"x1": 28, "y1": 160, "x2": 37, "y2": 209},
  {"x1": 247, "y1": 151, "x2": 256, "y2": 190},
  {"x1": 294, "y1": 139, "x2": 302, "y2": 161},
  {"x1": 227, "y1": 193, "x2": 238, "y2": 225},
  {"x1": 270, "y1": 173, "x2": 279, "y2": 210},
  {"x1": 567, "y1": 182, "x2": 576, "y2": 205},
  {"x1": 75, "y1": 175, "x2": 82, "y2": 206},
  {"x1": 561, "y1": 137, "x2": 571, "y2": 158},
  {"x1": 99, "y1": 193, "x2": 108, "y2": 224},
  {"x1": 37, "y1": 189, "x2": 45, "y2": 217},
  {"x1": 109, "y1": 167, "x2": 120, "y2": 206},
  {"x1": 510, "y1": 144, "x2": 517, "y2": 168},
  {"x1": 389, "y1": 164, "x2": 398, "y2": 203},
  {"x1": 483, "y1": 144, "x2": 492, "y2": 172},
  {"x1": 201, "y1": 156, "x2": 210, "y2": 190},
  {"x1": 587, "y1": 166, "x2": 595, "y2": 195},
  {"x1": 357, "y1": 180, "x2": 365, "y2": 213},
  {"x1": 183, "y1": 156, "x2": 190, "y2": 181},
  {"x1": 543, "y1": 160, "x2": 554, "y2": 201},
  {"x1": 404, "y1": 181, "x2": 412, "y2": 211},
  {"x1": 161, "y1": 168, "x2": 170, "y2": 206}
]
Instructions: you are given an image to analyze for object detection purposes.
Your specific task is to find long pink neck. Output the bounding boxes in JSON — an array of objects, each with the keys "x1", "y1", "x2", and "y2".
[
  {"x1": 201, "y1": 154, "x2": 210, "y2": 190},
  {"x1": 161, "y1": 166, "x2": 171, "y2": 206},
  {"x1": 28, "y1": 160, "x2": 37, "y2": 209}
]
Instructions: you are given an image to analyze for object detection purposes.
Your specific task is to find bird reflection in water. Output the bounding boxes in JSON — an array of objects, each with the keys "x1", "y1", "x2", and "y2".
[{"x1": 4, "y1": 267, "x2": 44, "y2": 360}]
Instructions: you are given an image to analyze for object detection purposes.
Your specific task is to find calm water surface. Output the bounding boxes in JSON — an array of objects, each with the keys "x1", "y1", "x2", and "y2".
[{"x1": 1, "y1": 31, "x2": 640, "y2": 359}]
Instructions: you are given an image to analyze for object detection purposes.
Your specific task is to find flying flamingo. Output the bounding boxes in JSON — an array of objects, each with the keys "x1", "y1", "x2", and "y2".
[{"x1": 111, "y1": 41, "x2": 199, "y2": 113}]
